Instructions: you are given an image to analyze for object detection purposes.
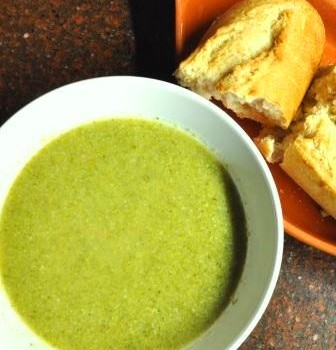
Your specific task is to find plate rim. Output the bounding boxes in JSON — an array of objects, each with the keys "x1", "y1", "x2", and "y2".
[{"x1": 284, "y1": 220, "x2": 336, "y2": 256}]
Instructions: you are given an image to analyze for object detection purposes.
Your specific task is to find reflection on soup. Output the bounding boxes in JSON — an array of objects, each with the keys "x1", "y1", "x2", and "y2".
[{"x1": 0, "y1": 119, "x2": 246, "y2": 350}]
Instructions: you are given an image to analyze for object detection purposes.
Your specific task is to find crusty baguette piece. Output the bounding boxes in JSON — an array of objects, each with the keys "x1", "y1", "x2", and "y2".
[
  {"x1": 256, "y1": 66, "x2": 336, "y2": 219},
  {"x1": 175, "y1": 0, "x2": 325, "y2": 129}
]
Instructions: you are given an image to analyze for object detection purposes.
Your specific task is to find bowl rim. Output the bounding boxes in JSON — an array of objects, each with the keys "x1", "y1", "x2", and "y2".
[{"x1": 0, "y1": 76, "x2": 284, "y2": 350}]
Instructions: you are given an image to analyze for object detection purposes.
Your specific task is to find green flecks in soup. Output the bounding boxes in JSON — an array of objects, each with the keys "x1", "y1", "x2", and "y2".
[{"x1": 0, "y1": 119, "x2": 246, "y2": 350}]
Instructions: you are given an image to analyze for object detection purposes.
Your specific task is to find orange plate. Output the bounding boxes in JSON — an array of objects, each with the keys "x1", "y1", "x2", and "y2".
[{"x1": 175, "y1": 0, "x2": 336, "y2": 255}]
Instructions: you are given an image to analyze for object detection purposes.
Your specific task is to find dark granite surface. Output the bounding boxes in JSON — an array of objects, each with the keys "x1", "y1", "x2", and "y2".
[
  {"x1": 1, "y1": 1, "x2": 335, "y2": 349},
  {"x1": 240, "y1": 235, "x2": 336, "y2": 349},
  {"x1": 0, "y1": 0, "x2": 136, "y2": 124}
]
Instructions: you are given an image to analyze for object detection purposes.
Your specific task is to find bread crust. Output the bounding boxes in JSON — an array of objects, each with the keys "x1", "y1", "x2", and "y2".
[
  {"x1": 175, "y1": 0, "x2": 325, "y2": 129},
  {"x1": 255, "y1": 66, "x2": 336, "y2": 219},
  {"x1": 281, "y1": 114, "x2": 336, "y2": 219}
]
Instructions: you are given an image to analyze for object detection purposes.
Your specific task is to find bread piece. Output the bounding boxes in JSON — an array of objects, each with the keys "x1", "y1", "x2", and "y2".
[
  {"x1": 175, "y1": 0, "x2": 325, "y2": 129},
  {"x1": 255, "y1": 66, "x2": 336, "y2": 219}
]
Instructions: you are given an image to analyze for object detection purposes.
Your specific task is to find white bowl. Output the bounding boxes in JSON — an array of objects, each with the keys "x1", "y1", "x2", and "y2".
[{"x1": 0, "y1": 76, "x2": 283, "y2": 350}]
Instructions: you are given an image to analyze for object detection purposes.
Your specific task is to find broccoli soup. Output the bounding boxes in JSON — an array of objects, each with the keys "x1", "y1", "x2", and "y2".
[{"x1": 0, "y1": 119, "x2": 246, "y2": 350}]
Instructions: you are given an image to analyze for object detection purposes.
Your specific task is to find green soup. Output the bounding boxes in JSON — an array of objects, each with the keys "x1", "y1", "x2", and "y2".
[{"x1": 0, "y1": 119, "x2": 246, "y2": 350}]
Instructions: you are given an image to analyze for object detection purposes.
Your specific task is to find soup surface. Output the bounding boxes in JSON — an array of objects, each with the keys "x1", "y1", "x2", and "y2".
[{"x1": 0, "y1": 119, "x2": 246, "y2": 350}]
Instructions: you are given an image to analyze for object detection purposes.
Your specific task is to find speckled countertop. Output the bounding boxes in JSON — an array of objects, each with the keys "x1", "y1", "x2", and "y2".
[
  {"x1": 0, "y1": 1, "x2": 335, "y2": 349},
  {"x1": 240, "y1": 235, "x2": 336, "y2": 349},
  {"x1": 0, "y1": 0, "x2": 135, "y2": 123}
]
